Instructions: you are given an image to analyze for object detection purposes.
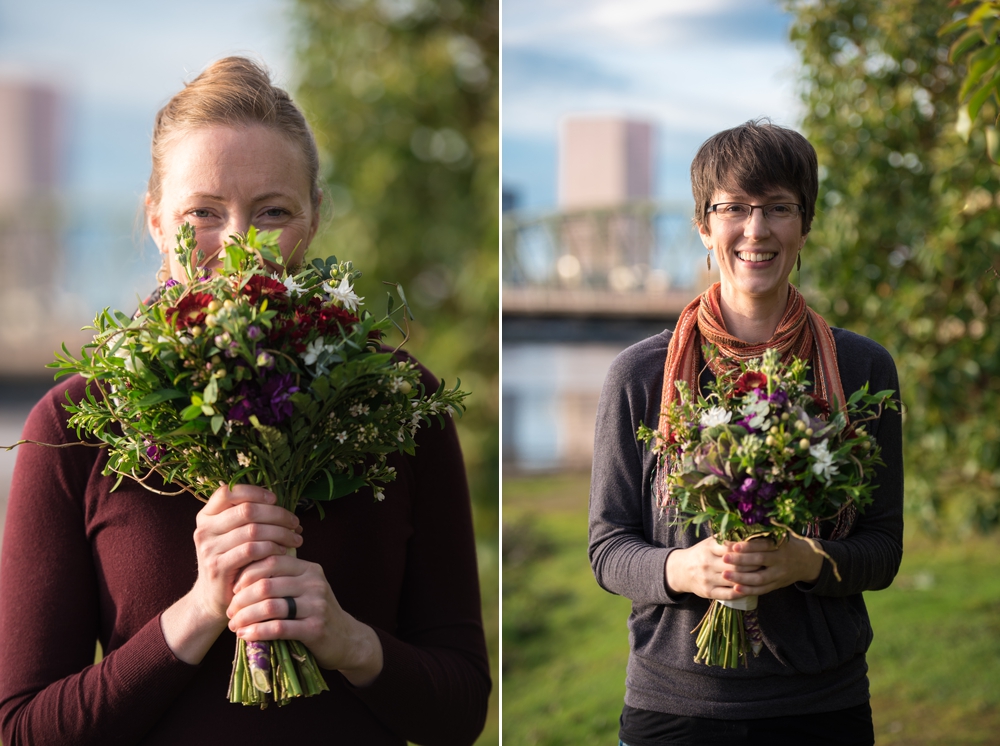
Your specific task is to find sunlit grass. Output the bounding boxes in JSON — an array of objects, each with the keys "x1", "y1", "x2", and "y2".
[{"x1": 502, "y1": 472, "x2": 1000, "y2": 745}]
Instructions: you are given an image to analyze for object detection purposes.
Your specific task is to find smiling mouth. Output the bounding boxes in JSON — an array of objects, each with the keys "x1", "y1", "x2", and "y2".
[{"x1": 736, "y1": 251, "x2": 776, "y2": 263}]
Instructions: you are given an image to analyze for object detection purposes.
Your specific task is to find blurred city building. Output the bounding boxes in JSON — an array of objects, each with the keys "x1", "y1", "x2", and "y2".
[
  {"x1": 0, "y1": 74, "x2": 90, "y2": 375},
  {"x1": 503, "y1": 114, "x2": 716, "y2": 472},
  {"x1": 558, "y1": 115, "x2": 654, "y2": 209}
]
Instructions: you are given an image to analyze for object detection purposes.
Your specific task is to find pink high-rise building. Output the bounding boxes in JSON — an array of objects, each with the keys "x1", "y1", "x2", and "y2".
[
  {"x1": 559, "y1": 116, "x2": 655, "y2": 209},
  {"x1": 0, "y1": 75, "x2": 69, "y2": 373},
  {"x1": 0, "y1": 78, "x2": 62, "y2": 203}
]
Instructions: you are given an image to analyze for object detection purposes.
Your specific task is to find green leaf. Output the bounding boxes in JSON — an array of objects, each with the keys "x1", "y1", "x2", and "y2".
[
  {"x1": 137, "y1": 389, "x2": 187, "y2": 407},
  {"x1": 959, "y1": 44, "x2": 1000, "y2": 100},
  {"x1": 967, "y1": 69, "x2": 1000, "y2": 120},
  {"x1": 211, "y1": 414, "x2": 225, "y2": 434},
  {"x1": 987, "y1": 124, "x2": 1000, "y2": 163},
  {"x1": 180, "y1": 404, "x2": 204, "y2": 421},
  {"x1": 203, "y1": 376, "x2": 219, "y2": 406},
  {"x1": 949, "y1": 28, "x2": 985, "y2": 62}
]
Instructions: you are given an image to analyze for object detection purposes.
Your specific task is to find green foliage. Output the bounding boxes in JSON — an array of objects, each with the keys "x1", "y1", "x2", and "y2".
[
  {"x1": 640, "y1": 347, "x2": 894, "y2": 546},
  {"x1": 787, "y1": 0, "x2": 1000, "y2": 532},
  {"x1": 48, "y1": 227, "x2": 468, "y2": 514},
  {"x1": 504, "y1": 473, "x2": 1000, "y2": 745},
  {"x1": 940, "y1": 1, "x2": 1000, "y2": 158},
  {"x1": 290, "y1": 0, "x2": 499, "y2": 538}
]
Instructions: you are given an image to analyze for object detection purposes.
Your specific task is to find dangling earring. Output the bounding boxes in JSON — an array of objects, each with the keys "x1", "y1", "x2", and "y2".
[
  {"x1": 157, "y1": 262, "x2": 170, "y2": 285},
  {"x1": 797, "y1": 252, "x2": 802, "y2": 272},
  {"x1": 706, "y1": 249, "x2": 712, "y2": 271}
]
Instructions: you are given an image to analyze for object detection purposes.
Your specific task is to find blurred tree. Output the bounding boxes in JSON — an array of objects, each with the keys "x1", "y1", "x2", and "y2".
[
  {"x1": 940, "y1": 1, "x2": 1000, "y2": 160},
  {"x1": 290, "y1": 0, "x2": 499, "y2": 539},
  {"x1": 788, "y1": 0, "x2": 1000, "y2": 531}
]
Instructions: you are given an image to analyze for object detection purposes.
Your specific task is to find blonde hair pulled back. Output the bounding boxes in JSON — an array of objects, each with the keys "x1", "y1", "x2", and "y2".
[{"x1": 147, "y1": 56, "x2": 321, "y2": 210}]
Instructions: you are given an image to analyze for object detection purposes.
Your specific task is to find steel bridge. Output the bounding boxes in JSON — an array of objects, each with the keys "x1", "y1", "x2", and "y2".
[{"x1": 502, "y1": 200, "x2": 714, "y2": 342}]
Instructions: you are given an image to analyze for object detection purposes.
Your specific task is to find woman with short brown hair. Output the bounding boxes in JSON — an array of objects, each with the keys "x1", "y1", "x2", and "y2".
[{"x1": 589, "y1": 120, "x2": 901, "y2": 746}]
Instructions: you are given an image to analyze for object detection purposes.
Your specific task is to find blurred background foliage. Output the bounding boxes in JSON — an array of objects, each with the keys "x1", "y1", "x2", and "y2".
[
  {"x1": 788, "y1": 0, "x2": 1000, "y2": 533},
  {"x1": 287, "y1": 1, "x2": 498, "y2": 741},
  {"x1": 289, "y1": 0, "x2": 498, "y2": 538}
]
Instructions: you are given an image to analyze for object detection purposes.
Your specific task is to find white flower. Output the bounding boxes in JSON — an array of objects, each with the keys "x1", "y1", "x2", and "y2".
[
  {"x1": 742, "y1": 392, "x2": 771, "y2": 431},
  {"x1": 237, "y1": 452, "x2": 252, "y2": 467},
  {"x1": 323, "y1": 276, "x2": 363, "y2": 312},
  {"x1": 302, "y1": 337, "x2": 334, "y2": 365},
  {"x1": 699, "y1": 406, "x2": 732, "y2": 428},
  {"x1": 349, "y1": 403, "x2": 370, "y2": 417},
  {"x1": 335, "y1": 431, "x2": 348, "y2": 444},
  {"x1": 374, "y1": 490, "x2": 385, "y2": 502},
  {"x1": 276, "y1": 272, "x2": 305, "y2": 298},
  {"x1": 809, "y1": 440, "x2": 840, "y2": 483}
]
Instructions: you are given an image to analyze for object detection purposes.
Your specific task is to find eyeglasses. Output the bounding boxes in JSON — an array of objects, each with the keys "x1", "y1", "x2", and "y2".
[{"x1": 706, "y1": 203, "x2": 804, "y2": 221}]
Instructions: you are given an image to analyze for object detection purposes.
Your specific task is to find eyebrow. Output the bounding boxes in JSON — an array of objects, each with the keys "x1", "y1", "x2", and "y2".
[{"x1": 187, "y1": 191, "x2": 294, "y2": 203}]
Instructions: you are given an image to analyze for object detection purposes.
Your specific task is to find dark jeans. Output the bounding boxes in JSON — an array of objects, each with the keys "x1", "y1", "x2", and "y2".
[{"x1": 618, "y1": 700, "x2": 874, "y2": 746}]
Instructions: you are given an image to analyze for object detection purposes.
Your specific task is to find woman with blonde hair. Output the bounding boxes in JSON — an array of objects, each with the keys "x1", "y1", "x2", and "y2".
[{"x1": 0, "y1": 57, "x2": 489, "y2": 745}]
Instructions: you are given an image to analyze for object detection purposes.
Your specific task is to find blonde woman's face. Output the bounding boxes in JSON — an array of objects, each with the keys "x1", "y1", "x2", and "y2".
[{"x1": 148, "y1": 125, "x2": 319, "y2": 280}]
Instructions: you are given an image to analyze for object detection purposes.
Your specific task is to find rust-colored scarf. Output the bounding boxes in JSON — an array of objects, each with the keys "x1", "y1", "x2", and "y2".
[
  {"x1": 656, "y1": 282, "x2": 854, "y2": 536},
  {"x1": 657, "y1": 282, "x2": 846, "y2": 438}
]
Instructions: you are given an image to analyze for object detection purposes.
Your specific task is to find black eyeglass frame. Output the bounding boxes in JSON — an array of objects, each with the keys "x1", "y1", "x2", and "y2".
[{"x1": 705, "y1": 202, "x2": 805, "y2": 220}]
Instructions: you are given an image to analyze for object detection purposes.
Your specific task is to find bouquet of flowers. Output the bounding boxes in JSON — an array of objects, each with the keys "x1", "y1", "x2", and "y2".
[
  {"x1": 637, "y1": 346, "x2": 897, "y2": 669},
  {"x1": 36, "y1": 224, "x2": 468, "y2": 706}
]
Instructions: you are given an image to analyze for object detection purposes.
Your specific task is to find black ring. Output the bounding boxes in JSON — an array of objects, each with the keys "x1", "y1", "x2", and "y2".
[{"x1": 284, "y1": 596, "x2": 297, "y2": 620}]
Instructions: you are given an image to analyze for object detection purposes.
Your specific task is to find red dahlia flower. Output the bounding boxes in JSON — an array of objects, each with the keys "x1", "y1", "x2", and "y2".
[
  {"x1": 241, "y1": 275, "x2": 288, "y2": 305},
  {"x1": 167, "y1": 293, "x2": 214, "y2": 329},
  {"x1": 733, "y1": 371, "x2": 768, "y2": 396},
  {"x1": 808, "y1": 393, "x2": 831, "y2": 417}
]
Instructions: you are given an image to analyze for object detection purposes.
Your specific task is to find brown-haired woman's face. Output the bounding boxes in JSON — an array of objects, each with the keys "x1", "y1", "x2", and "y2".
[{"x1": 148, "y1": 125, "x2": 319, "y2": 280}]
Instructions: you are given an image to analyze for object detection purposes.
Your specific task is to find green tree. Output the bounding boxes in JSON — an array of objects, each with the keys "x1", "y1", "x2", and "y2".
[
  {"x1": 940, "y1": 1, "x2": 1000, "y2": 159},
  {"x1": 290, "y1": 0, "x2": 499, "y2": 539},
  {"x1": 788, "y1": 0, "x2": 1000, "y2": 531}
]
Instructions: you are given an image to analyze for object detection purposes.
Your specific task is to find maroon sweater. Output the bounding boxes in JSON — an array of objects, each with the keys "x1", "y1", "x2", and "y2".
[{"x1": 0, "y1": 373, "x2": 490, "y2": 745}]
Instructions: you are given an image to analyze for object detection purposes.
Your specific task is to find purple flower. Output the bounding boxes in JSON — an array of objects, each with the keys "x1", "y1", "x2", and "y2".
[
  {"x1": 766, "y1": 390, "x2": 789, "y2": 407},
  {"x1": 145, "y1": 440, "x2": 164, "y2": 462},
  {"x1": 164, "y1": 278, "x2": 179, "y2": 288},
  {"x1": 256, "y1": 351, "x2": 275, "y2": 369},
  {"x1": 261, "y1": 373, "x2": 298, "y2": 423},
  {"x1": 247, "y1": 325, "x2": 262, "y2": 340},
  {"x1": 727, "y1": 475, "x2": 774, "y2": 525},
  {"x1": 227, "y1": 373, "x2": 299, "y2": 426}
]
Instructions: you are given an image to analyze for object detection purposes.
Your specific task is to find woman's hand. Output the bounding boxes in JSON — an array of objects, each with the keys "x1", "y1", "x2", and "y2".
[
  {"x1": 665, "y1": 535, "x2": 823, "y2": 600},
  {"x1": 227, "y1": 554, "x2": 385, "y2": 687},
  {"x1": 721, "y1": 536, "x2": 824, "y2": 596},
  {"x1": 160, "y1": 484, "x2": 302, "y2": 664}
]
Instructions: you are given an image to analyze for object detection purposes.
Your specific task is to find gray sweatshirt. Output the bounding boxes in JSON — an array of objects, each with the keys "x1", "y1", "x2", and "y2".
[{"x1": 588, "y1": 327, "x2": 903, "y2": 719}]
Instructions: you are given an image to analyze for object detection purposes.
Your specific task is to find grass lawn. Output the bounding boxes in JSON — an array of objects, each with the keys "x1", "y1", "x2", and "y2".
[{"x1": 502, "y1": 472, "x2": 1000, "y2": 745}]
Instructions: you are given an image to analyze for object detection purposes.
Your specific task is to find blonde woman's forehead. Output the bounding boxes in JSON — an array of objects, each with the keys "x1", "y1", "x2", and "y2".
[{"x1": 157, "y1": 126, "x2": 312, "y2": 197}]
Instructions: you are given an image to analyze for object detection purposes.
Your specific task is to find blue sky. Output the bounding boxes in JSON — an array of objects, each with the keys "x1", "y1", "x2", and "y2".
[
  {"x1": 502, "y1": 0, "x2": 803, "y2": 211},
  {"x1": 0, "y1": 0, "x2": 295, "y2": 198},
  {"x1": 0, "y1": 0, "x2": 295, "y2": 309}
]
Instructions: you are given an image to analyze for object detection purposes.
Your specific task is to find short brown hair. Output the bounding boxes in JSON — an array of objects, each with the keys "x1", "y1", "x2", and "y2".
[
  {"x1": 690, "y1": 119, "x2": 818, "y2": 235},
  {"x1": 147, "y1": 56, "x2": 320, "y2": 210}
]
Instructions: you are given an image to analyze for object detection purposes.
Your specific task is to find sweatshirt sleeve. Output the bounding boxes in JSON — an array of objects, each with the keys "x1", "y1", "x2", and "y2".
[
  {"x1": 349, "y1": 367, "x2": 491, "y2": 746},
  {"x1": 0, "y1": 380, "x2": 201, "y2": 746},
  {"x1": 588, "y1": 335, "x2": 689, "y2": 607}
]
